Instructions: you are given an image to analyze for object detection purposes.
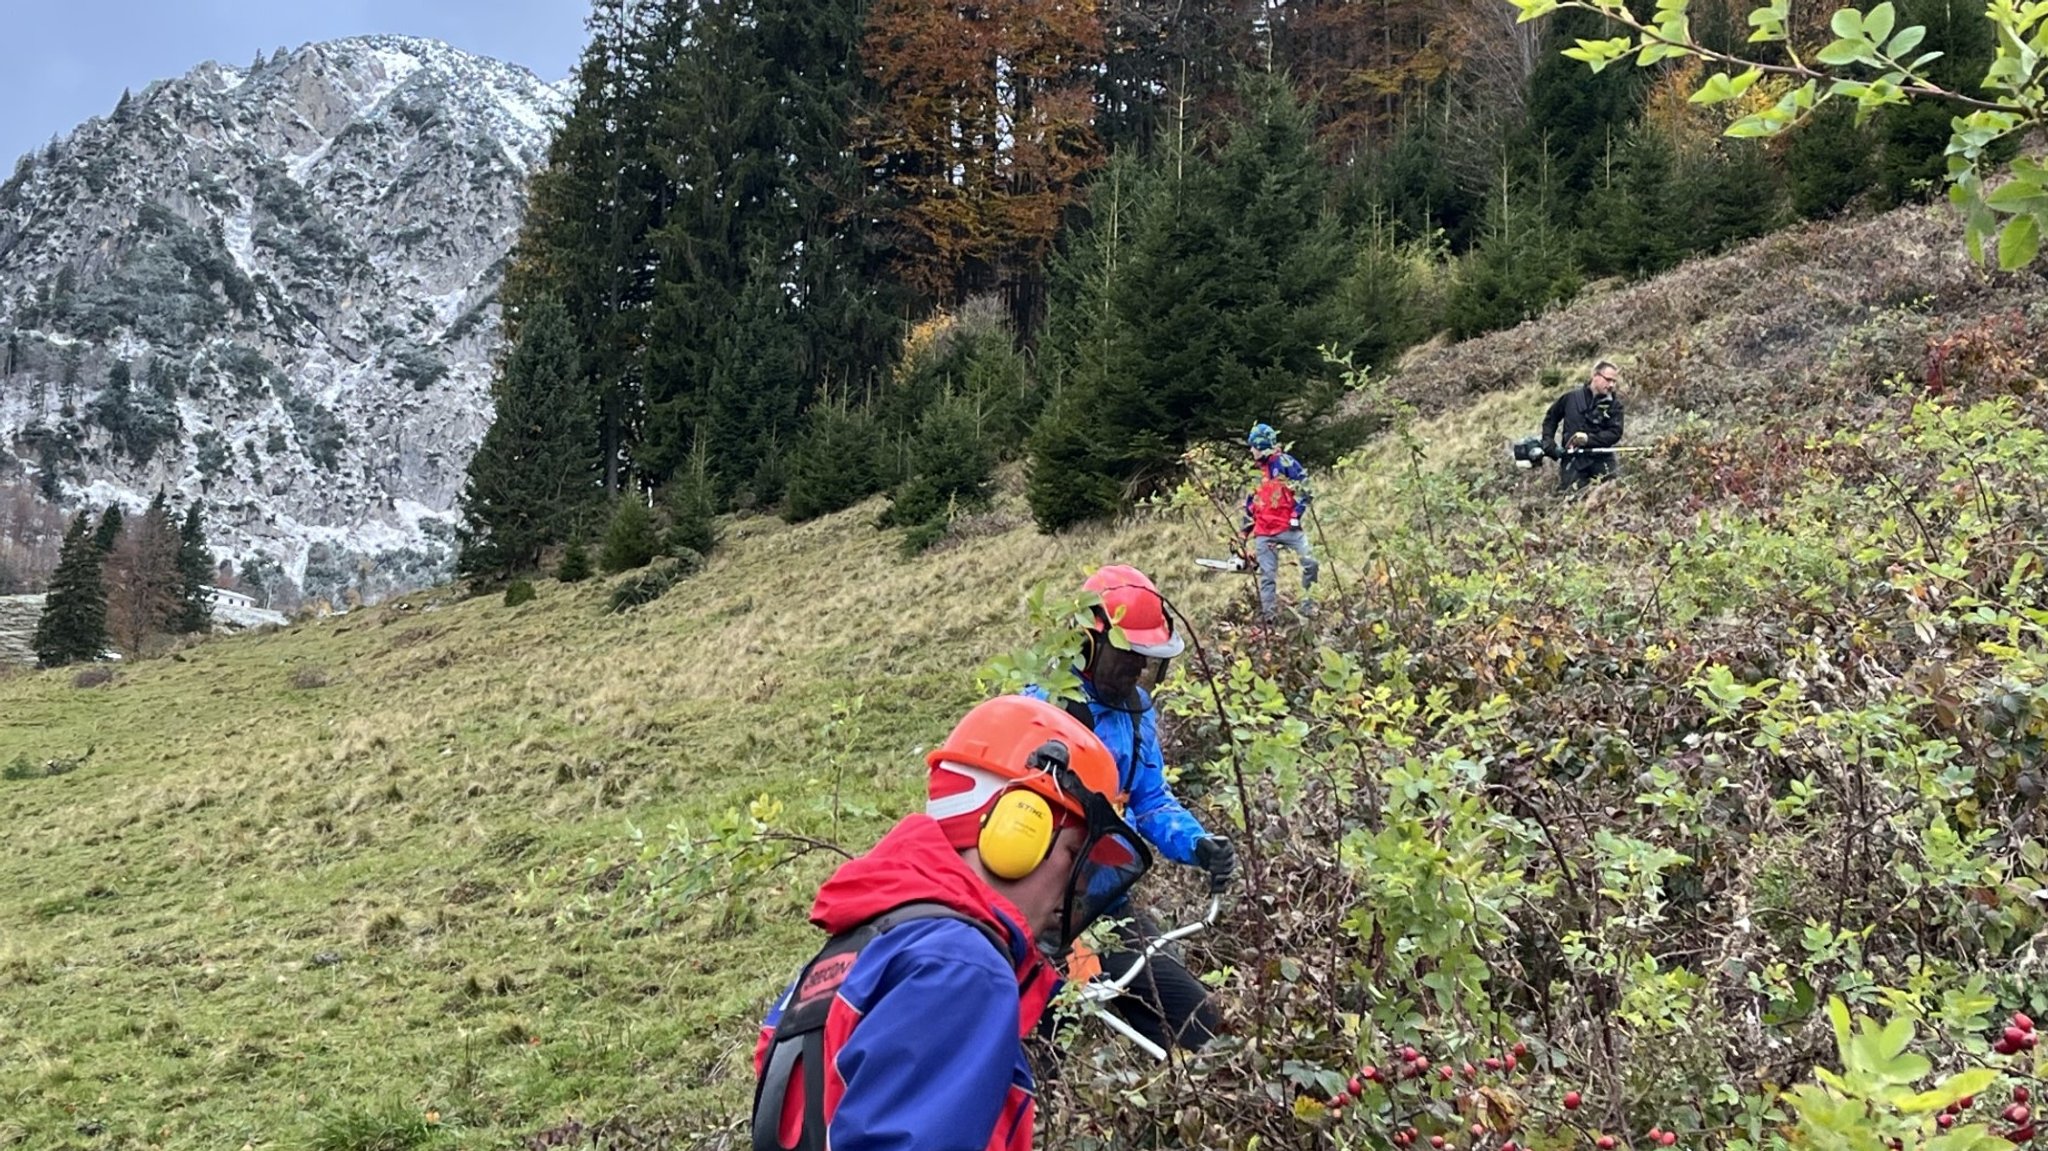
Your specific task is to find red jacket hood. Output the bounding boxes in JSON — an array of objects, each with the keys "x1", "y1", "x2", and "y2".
[{"x1": 811, "y1": 815, "x2": 1050, "y2": 973}]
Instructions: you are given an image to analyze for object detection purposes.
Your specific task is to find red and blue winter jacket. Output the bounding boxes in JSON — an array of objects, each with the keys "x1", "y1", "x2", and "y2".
[
  {"x1": 1244, "y1": 451, "x2": 1313, "y2": 537},
  {"x1": 753, "y1": 815, "x2": 1059, "y2": 1151}
]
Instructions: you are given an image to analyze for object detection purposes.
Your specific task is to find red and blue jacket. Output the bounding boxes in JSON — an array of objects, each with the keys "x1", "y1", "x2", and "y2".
[
  {"x1": 1244, "y1": 451, "x2": 1313, "y2": 537},
  {"x1": 753, "y1": 815, "x2": 1059, "y2": 1151}
]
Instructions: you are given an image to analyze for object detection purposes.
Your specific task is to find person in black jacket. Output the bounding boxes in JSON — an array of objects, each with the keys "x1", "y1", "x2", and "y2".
[{"x1": 1541, "y1": 361, "x2": 1625, "y2": 492}]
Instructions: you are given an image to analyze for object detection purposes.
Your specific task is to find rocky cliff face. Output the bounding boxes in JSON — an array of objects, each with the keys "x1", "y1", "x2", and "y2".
[{"x1": 0, "y1": 36, "x2": 566, "y2": 606}]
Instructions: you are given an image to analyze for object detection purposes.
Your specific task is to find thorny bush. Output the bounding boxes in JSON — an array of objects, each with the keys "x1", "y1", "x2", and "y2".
[{"x1": 1031, "y1": 388, "x2": 2046, "y2": 1149}]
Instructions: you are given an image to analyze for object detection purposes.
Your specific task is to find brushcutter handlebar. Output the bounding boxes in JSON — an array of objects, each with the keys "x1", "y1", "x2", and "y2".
[{"x1": 1074, "y1": 896, "x2": 1224, "y2": 1061}]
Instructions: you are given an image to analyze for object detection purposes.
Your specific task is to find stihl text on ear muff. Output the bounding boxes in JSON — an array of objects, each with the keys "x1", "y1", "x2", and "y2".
[{"x1": 978, "y1": 788, "x2": 1055, "y2": 879}]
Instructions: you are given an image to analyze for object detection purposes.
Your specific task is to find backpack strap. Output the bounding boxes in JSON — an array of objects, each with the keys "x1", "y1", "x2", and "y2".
[
  {"x1": 751, "y1": 904, "x2": 1006, "y2": 1151},
  {"x1": 1059, "y1": 694, "x2": 1097, "y2": 732}
]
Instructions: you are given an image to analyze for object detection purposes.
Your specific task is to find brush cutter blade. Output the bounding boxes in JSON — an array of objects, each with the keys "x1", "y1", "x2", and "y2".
[{"x1": 1196, "y1": 555, "x2": 1253, "y2": 573}]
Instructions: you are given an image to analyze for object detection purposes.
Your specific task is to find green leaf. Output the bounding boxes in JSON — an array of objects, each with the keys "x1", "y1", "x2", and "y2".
[
  {"x1": 1513, "y1": 0, "x2": 1562, "y2": 19},
  {"x1": 1831, "y1": 7, "x2": 1866, "y2": 38},
  {"x1": 1984, "y1": 179, "x2": 2048, "y2": 210},
  {"x1": 1997, "y1": 212, "x2": 2041, "y2": 269},
  {"x1": 1827, "y1": 997, "x2": 1854, "y2": 1058},
  {"x1": 1817, "y1": 36, "x2": 1876, "y2": 65},
  {"x1": 1888, "y1": 23, "x2": 1927, "y2": 57},
  {"x1": 1865, "y1": 2, "x2": 1897, "y2": 45},
  {"x1": 1929, "y1": 1124, "x2": 2019, "y2": 1151},
  {"x1": 1897, "y1": 1068, "x2": 2001, "y2": 1114}
]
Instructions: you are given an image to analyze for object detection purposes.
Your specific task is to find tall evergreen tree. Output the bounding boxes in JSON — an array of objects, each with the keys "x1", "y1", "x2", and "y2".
[
  {"x1": 641, "y1": 0, "x2": 894, "y2": 502},
  {"x1": 1029, "y1": 77, "x2": 1344, "y2": 531},
  {"x1": 499, "y1": 0, "x2": 674, "y2": 495},
  {"x1": 458, "y1": 296, "x2": 600, "y2": 578},
  {"x1": 34, "y1": 511, "x2": 108, "y2": 668},
  {"x1": 93, "y1": 504, "x2": 124, "y2": 553},
  {"x1": 175, "y1": 502, "x2": 213, "y2": 634}
]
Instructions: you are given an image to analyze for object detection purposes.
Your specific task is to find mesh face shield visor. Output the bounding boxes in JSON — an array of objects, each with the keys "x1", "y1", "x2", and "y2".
[{"x1": 1026, "y1": 753, "x2": 1153, "y2": 956}]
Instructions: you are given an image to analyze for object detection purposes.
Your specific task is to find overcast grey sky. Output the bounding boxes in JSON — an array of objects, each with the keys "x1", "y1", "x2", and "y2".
[{"x1": 2, "y1": 0, "x2": 590, "y2": 169}]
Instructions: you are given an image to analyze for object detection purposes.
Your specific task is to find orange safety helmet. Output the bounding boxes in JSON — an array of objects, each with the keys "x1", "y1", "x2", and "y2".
[
  {"x1": 1083, "y1": 565, "x2": 1185, "y2": 659},
  {"x1": 926, "y1": 696, "x2": 1125, "y2": 848}
]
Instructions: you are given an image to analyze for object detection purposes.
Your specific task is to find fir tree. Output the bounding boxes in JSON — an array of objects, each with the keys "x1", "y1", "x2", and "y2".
[
  {"x1": 175, "y1": 502, "x2": 213, "y2": 634},
  {"x1": 881, "y1": 393, "x2": 998, "y2": 531},
  {"x1": 783, "y1": 403, "x2": 891, "y2": 524},
  {"x1": 33, "y1": 512, "x2": 108, "y2": 668},
  {"x1": 457, "y1": 296, "x2": 599, "y2": 579},
  {"x1": 661, "y1": 447, "x2": 721, "y2": 559},
  {"x1": 599, "y1": 496, "x2": 660, "y2": 574},
  {"x1": 557, "y1": 539, "x2": 593, "y2": 583},
  {"x1": 640, "y1": 0, "x2": 892, "y2": 499},
  {"x1": 94, "y1": 504, "x2": 125, "y2": 553}
]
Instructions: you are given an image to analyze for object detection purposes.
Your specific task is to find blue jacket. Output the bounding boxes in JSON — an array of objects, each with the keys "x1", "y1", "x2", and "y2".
[{"x1": 1022, "y1": 679, "x2": 1209, "y2": 866}]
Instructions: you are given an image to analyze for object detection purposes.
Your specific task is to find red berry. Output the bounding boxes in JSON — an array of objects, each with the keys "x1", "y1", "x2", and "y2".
[
  {"x1": 1998, "y1": 1039, "x2": 2020, "y2": 1055},
  {"x1": 2020, "y1": 1088, "x2": 2034, "y2": 1105},
  {"x1": 1504, "y1": 1053, "x2": 1518, "y2": 1072},
  {"x1": 1565, "y1": 1091, "x2": 1584, "y2": 1111},
  {"x1": 1598, "y1": 1138, "x2": 1617, "y2": 1150},
  {"x1": 1403, "y1": 1046, "x2": 1420, "y2": 1062},
  {"x1": 1660, "y1": 1133, "x2": 1678, "y2": 1147},
  {"x1": 1485, "y1": 1057, "x2": 1504, "y2": 1071},
  {"x1": 1472, "y1": 1124, "x2": 1486, "y2": 1138},
  {"x1": 1463, "y1": 1062, "x2": 1479, "y2": 1080},
  {"x1": 2017, "y1": 1012, "x2": 2036, "y2": 1033},
  {"x1": 1648, "y1": 1130, "x2": 1663, "y2": 1140},
  {"x1": 1433, "y1": 1138, "x2": 1447, "y2": 1149},
  {"x1": 1513, "y1": 1041, "x2": 1530, "y2": 1058},
  {"x1": 2028, "y1": 1032, "x2": 2041, "y2": 1049},
  {"x1": 2009, "y1": 1105, "x2": 2031, "y2": 1125},
  {"x1": 2009, "y1": 1127, "x2": 2036, "y2": 1145},
  {"x1": 1938, "y1": 1115, "x2": 1955, "y2": 1130},
  {"x1": 2008, "y1": 1027, "x2": 2030, "y2": 1046},
  {"x1": 1440, "y1": 1067, "x2": 1455, "y2": 1081},
  {"x1": 1363, "y1": 1066, "x2": 1381, "y2": 1082},
  {"x1": 1414, "y1": 1056, "x2": 1432, "y2": 1073},
  {"x1": 1347, "y1": 1078, "x2": 1362, "y2": 1095},
  {"x1": 1963, "y1": 1097, "x2": 1978, "y2": 1108},
  {"x1": 1502, "y1": 1141, "x2": 1519, "y2": 1151}
]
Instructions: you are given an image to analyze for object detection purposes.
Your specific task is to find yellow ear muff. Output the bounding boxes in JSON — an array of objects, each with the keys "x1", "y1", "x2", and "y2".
[{"x1": 978, "y1": 788, "x2": 1056, "y2": 880}]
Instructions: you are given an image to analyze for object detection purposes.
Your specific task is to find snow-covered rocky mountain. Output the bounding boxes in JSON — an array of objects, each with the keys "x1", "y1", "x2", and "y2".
[{"x1": 0, "y1": 35, "x2": 566, "y2": 606}]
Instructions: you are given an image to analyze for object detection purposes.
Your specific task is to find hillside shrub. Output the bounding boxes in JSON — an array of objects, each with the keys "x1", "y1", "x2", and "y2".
[
  {"x1": 502, "y1": 580, "x2": 536, "y2": 608},
  {"x1": 606, "y1": 558, "x2": 684, "y2": 614}
]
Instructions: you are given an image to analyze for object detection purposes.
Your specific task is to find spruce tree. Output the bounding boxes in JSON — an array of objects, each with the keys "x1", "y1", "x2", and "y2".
[
  {"x1": 175, "y1": 502, "x2": 213, "y2": 634},
  {"x1": 1027, "y1": 78, "x2": 1345, "y2": 530},
  {"x1": 640, "y1": 0, "x2": 892, "y2": 499},
  {"x1": 457, "y1": 296, "x2": 599, "y2": 579},
  {"x1": 34, "y1": 512, "x2": 108, "y2": 668},
  {"x1": 94, "y1": 504, "x2": 124, "y2": 553},
  {"x1": 782, "y1": 404, "x2": 890, "y2": 523},
  {"x1": 599, "y1": 497, "x2": 660, "y2": 574},
  {"x1": 661, "y1": 447, "x2": 721, "y2": 560},
  {"x1": 557, "y1": 539, "x2": 593, "y2": 583}
]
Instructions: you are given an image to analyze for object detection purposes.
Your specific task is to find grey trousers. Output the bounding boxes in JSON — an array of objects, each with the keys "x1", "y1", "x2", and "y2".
[{"x1": 1254, "y1": 528, "x2": 1319, "y2": 617}]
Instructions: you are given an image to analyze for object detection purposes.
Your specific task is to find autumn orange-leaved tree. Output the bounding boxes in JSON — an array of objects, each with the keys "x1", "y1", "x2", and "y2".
[{"x1": 858, "y1": 0, "x2": 1106, "y2": 330}]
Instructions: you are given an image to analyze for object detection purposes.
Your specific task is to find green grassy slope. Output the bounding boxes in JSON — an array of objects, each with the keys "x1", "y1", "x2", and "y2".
[
  {"x1": 2, "y1": 203, "x2": 2040, "y2": 1150},
  {"x1": 0, "y1": 482, "x2": 1234, "y2": 1149}
]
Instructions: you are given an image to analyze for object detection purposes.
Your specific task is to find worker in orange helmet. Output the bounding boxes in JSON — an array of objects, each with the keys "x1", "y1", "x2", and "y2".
[
  {"x1": 1025, "y1": 563, "x2": 1232, "y2": 1052},
  {"x1": 753, "y1": 695, "x2": 1150, "y2": 1151}
]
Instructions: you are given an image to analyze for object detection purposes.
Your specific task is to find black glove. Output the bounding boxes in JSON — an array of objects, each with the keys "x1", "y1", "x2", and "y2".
[
  {"x1": 1193, "y1": 837, "x2": 1236, "y2": 894},
  {"x1": 1542, "y1": 441, "x2": 1561, "y2": 460}
]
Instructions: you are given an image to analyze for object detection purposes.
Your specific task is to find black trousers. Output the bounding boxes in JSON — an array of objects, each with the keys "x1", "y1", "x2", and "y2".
[
  {"x1": 1091, "y1": 909, "x2": 1222, "y2": 1052},
  {"x1": 1560, "y1": 453, "x2": 1616, "y2": 492}
]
